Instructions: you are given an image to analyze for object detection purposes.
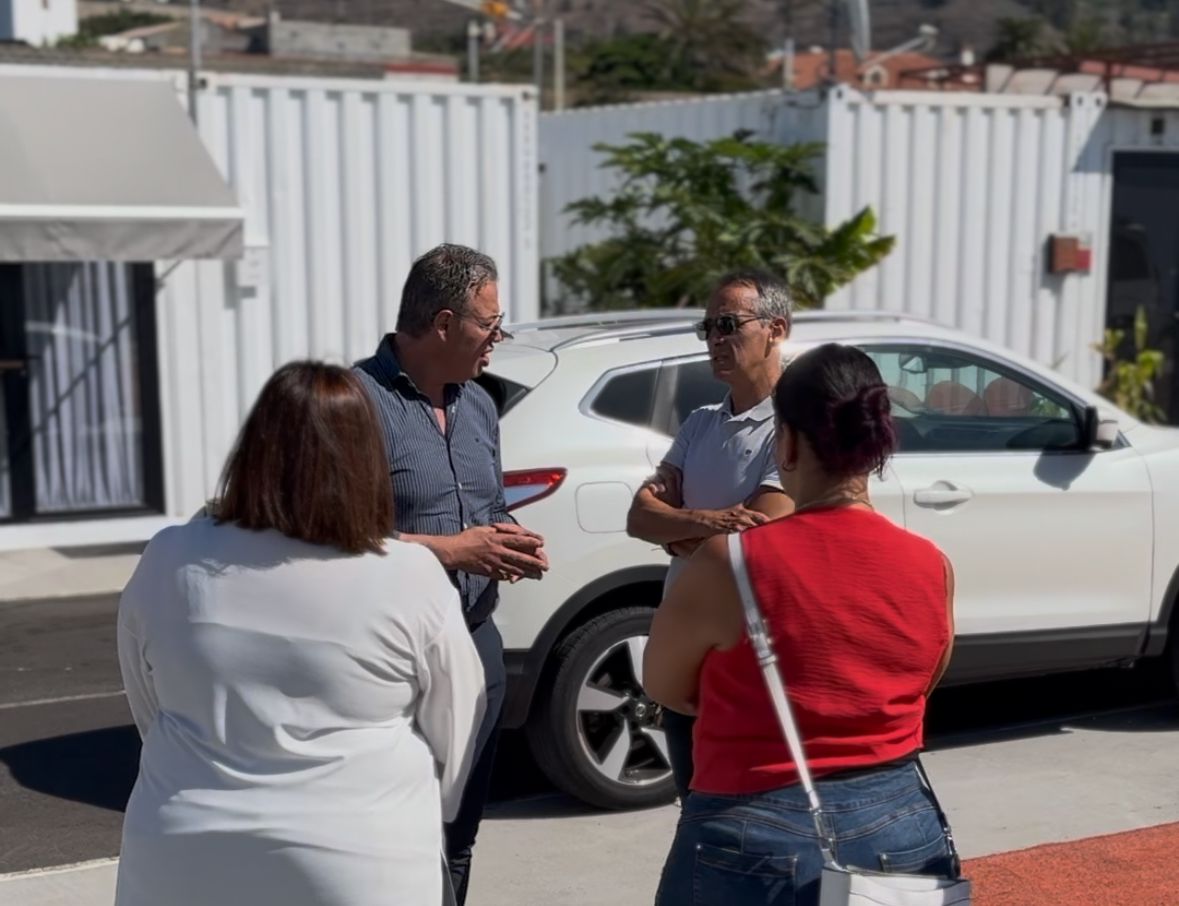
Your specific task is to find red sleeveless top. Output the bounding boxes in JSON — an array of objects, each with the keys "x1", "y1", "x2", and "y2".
[{"x1": 691, "y1": 506, "x2": 950, "y2": 795}]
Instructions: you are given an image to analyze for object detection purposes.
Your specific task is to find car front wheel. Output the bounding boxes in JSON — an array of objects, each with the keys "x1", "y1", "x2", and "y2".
[{"x1": 526, "y1": 606, "x2": 676, "y2": 810}]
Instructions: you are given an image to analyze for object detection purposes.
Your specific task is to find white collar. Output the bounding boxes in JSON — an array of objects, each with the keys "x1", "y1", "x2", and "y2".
[{"x1": 723, "y1": 392, "x2": 775, "y2": 423}]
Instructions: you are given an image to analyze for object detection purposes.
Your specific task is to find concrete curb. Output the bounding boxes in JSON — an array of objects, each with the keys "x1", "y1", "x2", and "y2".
[
  {"x1": 0, "y1": 591, "x2": 124, "y2": 610},
  {"x1": 0, "y1": 857, "x2": 118, "y2": 906},
  {"x1": 0, "y1": 547, "x2": 140, "y2": 606}
]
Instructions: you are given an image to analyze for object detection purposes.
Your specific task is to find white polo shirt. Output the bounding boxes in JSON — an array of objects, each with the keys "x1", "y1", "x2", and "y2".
[{"x1": 660, "y1": 393, "x2": 782, "y2": 590}]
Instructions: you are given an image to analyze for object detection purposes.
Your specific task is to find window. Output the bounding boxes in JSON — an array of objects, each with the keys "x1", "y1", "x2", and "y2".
[
  {"x1": 663, "y1": 359, "x2": 727, "y2": 434},
  {"x1": 588, "y1": 366, "x2": 658, "y2": 429},
  {"x1": 862, "y1": 345, "x2": 1082, "y2": 453},
  {"x1": 1, "y1": 263, "x2": 163, "y2": 521},
  {"x1": 476, "y1": 372, "x2": 531, "y2": 416}
]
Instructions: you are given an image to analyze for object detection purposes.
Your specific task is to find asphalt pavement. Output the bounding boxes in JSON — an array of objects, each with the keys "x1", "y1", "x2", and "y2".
[
  {"x1": 0, "y1": 591, "x2": 1174, "y2": 881},
  {"x1": 0, "y1": 595, "x2": 132, "y2": 874}
]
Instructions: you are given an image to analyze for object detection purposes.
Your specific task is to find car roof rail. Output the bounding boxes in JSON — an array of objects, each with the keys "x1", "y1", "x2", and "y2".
[
  {"x1": 551, "y1": 319, "x2": 703, "y2": 350},
  {"x1": 509, "y1": 307, "x2": 939, "y2": 353},
  {"x1": 792, "y1": 310, "x2": 939, "y2": 326},
  {"x1": 509, "y1": 308, "x2": 704, "y2": 334}
]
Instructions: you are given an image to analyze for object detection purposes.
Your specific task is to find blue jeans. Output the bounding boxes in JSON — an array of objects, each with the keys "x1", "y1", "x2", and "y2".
[{"x1": 655, "y1": 761, "x2": 956, "y2": 906}]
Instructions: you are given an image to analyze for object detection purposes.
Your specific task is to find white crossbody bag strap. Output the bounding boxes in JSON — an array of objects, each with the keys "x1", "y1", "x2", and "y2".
[{"x1": 727, "y1": 532, "x2": 839, "y2": 866}]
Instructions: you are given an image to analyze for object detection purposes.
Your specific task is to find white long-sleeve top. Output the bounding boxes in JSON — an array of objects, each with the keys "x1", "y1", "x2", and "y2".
[{"x1": 114, "y1": 517, "x2": 485, "y2": 906}]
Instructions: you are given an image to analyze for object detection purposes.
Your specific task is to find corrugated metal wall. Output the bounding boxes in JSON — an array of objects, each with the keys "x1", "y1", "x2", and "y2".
[
  {"x1": 0, "y1": 66, "x2": 539, "y2": 519},
  {"x1": 537, "y1": 86, "x2": 1179, "y2": 394},
  {"x1": 538, "y1": 91, "x2": 828, "y2": 307},
  {"x1": 822, "y1": 88, "x2": 1111, "y2": 389},
  {"x1": 1080, "y1": 104, "x2": 1179, "y2": 387},
  {"x1": 160, "y1": 73, "x2": 539, "y2": 516}
]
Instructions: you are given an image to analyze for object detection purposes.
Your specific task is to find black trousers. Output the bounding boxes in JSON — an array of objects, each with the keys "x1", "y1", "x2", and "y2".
[
  {"x1": 444, "y1": 618, "x2": 506, "y2": 905},
  {"x1": 663, "y1": 709, "x2": 696, "y2": 802}
]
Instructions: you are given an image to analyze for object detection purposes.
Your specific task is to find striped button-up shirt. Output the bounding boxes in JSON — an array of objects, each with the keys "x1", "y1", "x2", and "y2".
[{"x1": 354, "y1": 335, "x2": 513, "y2": 625}]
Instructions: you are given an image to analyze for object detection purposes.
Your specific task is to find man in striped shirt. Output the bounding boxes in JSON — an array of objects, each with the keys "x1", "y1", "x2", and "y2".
[{"x1": 354, "y1": 243, "x2": 548, "y2": 905}]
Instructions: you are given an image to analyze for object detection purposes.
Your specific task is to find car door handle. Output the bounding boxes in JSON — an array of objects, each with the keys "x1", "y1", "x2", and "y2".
[{"x1": 913, "y1": 483, "x2": 974, "y2": 508}]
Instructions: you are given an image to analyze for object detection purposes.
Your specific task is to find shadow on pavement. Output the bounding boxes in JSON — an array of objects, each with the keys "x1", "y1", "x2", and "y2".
[
  {"x1": 489, "y1": 667, "x2": 1176, "y2": 818},
  {"x1": 0, "y1": 724, "x2": 139, "y2": 813},
  {"x1": 484, "y1": 793, "x2": 608, "y2": 821},
  {"x1": 926, "y1": 665, "x2": 1174, "y2": 751},
  {"x1": 483, "y1": 729, "x2": 633, "y2": 820},
  {"x1": 2, "y1": 669, "x2": 1170, "y2": 824}
]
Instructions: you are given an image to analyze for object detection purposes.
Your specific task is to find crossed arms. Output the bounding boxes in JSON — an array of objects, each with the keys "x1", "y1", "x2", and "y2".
[{"x1": 626, "y1": 463, "x2": 792, "y2": 556}]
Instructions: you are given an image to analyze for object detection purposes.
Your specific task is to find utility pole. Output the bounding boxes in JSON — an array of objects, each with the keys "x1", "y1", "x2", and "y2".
[
  {"x1": 467, "y1": 19, "x2": 481, "y2": 82},
  {"x1": 781, "y1": 0, "x2": 795, "y2": 90},
  {"x1": 187, "y1": 0, "x2": 201, "y2": 124},
  {"x1": 533, "y1": 18, "x2": 545, "y2": 106},
  {"x1": 827, "y1": 0, "x2": 839, "y2": 86},
  {"x1": 553, "y1": 17, "x2": 565, "y2": 110}
]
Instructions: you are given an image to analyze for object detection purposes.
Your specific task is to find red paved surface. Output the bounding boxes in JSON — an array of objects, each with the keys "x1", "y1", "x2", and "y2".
[{"x1": 964, "y1": 821, "x2": 1179, "y2": 905}]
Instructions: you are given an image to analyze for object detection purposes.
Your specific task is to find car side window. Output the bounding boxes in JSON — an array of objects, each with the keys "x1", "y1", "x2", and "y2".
[
  {"x1": 862, "y1": 345, "x2": 1082, "y2": 453},
  {"x1": 664, "y1": 359, "x2": 727, "y2": 435},
  {"x1": 588, "y1": 366, "x2": 658, "y2": 429}
]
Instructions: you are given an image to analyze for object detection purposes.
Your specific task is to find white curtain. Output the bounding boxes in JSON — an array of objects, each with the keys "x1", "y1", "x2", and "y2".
[
  {"x1": 0, "y1": 392, "x2": 9, "y2": 518},
  {"x1": 22, "y1": 263, "x2": 145, "y2": 513}
]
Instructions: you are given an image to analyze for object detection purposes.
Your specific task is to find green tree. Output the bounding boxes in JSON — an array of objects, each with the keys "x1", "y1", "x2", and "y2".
[
  {"x1": 57, "y1": 11, "x2": 171, "y2": 48},
  {"x1": 572, "y1": 33, "x2": 684, "y2": 105},
  {"x1": 644, "y1": 0, "x2": 764, "y2": 92},
  {"x1": 1026, "y1": 0, "x2": 1080, "y2": 29},
  {"x1": 1063, "y1": 16, "x2": 1106, "y2": 54},
  {"x1": 987, "y1": 17, "x2": 1053, "y2": 62},
  {"x1": 550, "y1": 131, "x2": 894, "y2": 311},
  {"x1": 1095, "y1": 306, "x2": 1165, "y2": 423}
]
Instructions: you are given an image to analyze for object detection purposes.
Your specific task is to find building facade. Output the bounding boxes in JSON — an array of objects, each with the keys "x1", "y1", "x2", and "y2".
[
  {"x1": 0, "y1": 65, "x2": 538, "y2": 550},
  {"x1": 540, "y1": 87, "x2": 1179, "y2": 423}
]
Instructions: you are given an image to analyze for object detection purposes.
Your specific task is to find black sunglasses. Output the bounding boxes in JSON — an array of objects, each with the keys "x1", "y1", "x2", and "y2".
[{"x1": 694, "y1": 314, "x2": 765, "y2": 341}]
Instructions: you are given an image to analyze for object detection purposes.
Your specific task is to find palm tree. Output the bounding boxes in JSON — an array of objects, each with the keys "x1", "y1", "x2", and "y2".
[
  {"x1": 644, "y1": 0, "x2": 764, "y2": 90},
  {"x1": 987, "y1": 17, "x2": 1052, "y2": 62}
]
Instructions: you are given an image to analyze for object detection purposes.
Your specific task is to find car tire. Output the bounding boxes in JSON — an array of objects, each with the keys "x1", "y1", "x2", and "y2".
[{"x1": 526, "y1": 606, "x2": 676, "y2": 810}]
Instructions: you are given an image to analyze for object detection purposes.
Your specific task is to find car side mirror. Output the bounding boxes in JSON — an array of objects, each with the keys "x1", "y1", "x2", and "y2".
[{"x1": 1081, "y1": 405, "x2": 1119, "y2": 450}]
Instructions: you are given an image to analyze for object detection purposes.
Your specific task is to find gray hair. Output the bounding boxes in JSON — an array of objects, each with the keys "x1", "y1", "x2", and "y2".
[
  {"x1": 396, "y1": 243, "x2": 499, "y2": 336},
  {"x1": 714, "y1": 269, "x2": 792, "y2": 329}
]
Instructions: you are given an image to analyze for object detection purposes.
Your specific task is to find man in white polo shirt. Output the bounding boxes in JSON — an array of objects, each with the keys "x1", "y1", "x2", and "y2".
[{"x1": 626, "y1": 269, "x2": 793, "y2": 800}]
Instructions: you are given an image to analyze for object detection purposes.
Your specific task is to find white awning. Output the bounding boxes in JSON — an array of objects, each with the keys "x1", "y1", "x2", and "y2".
[{"x1": 0, "y1": 75, "x2": 243, "y2": 262}]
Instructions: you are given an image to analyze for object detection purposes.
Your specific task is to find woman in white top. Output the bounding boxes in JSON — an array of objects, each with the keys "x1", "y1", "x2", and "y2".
[{"x1": 115, "y1": 362, "x2": 486, "y2": 906}]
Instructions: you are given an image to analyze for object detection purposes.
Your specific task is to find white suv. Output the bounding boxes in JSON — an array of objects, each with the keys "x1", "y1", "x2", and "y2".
[{"x1": 477, "y1": 310, "x2": 1179, "y2": 810}]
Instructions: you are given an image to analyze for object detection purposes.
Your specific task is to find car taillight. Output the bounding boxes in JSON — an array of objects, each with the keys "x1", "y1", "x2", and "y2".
[{"x1": 503, "y1": 468, "x2": 566, "y2": 511}]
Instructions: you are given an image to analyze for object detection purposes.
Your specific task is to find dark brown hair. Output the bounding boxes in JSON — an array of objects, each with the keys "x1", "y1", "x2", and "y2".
[
  {"x1": 396, "y1": 243, "x2": 498, "y2": 337},
  {"x1": 773, "y1": 343, "x2": 897, "y2": 478},
  {"x1": 215, "y1": 362, "x2": 394, "y2": 555}
]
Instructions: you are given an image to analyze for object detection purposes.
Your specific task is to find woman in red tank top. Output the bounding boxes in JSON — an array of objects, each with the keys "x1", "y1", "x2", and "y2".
[{"x1": 645, "y1": 343, "x2": 960, "y2": 906}]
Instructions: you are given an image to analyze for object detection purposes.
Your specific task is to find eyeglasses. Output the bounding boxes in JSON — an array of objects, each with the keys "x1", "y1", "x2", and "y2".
[
  {"x1": 693, "y1": 314, "x2": 765, "y2": 341},
  {"x1": 452, "y1": 311, "x2": 513, "y2": 341}
]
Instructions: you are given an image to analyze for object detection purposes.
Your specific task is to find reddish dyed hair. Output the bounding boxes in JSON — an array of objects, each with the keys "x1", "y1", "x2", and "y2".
[{"x1": 216, "y1": 361, "x2": 394, "y2": 554}]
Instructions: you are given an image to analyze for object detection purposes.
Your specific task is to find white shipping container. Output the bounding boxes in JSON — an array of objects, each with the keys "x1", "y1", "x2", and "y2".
[
  {"x1": 822, "y1": 89, "x2": 1109, "y2": 388},
  {"x1": 0, "y1": 65, "x2": 538, "y2": 548},
  {"x1": 539, "y1": 86, "x2": 1179, "y2": 394},
  {"x1": 161, "y1": 73, "x2": 540, "y2": 517}
]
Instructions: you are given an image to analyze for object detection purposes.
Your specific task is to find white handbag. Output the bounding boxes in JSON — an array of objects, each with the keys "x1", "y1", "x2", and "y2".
[{"x1": 726, "y1": 533, "x2": 973, "y2": 906}]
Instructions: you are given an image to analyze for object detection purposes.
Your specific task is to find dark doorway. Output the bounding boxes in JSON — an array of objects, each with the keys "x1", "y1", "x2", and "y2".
[
  {"x1": 1107, "y1": 152, "x2": 1179, "y2": 424},
  {"x1": 0, "y1": 263, "x2": 163, "y2": 522}
]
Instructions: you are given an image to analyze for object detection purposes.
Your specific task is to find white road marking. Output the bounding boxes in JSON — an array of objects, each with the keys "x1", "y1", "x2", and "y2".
[{"x1": 0, "y1": 690, "x2": 125, "y2": 711}]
